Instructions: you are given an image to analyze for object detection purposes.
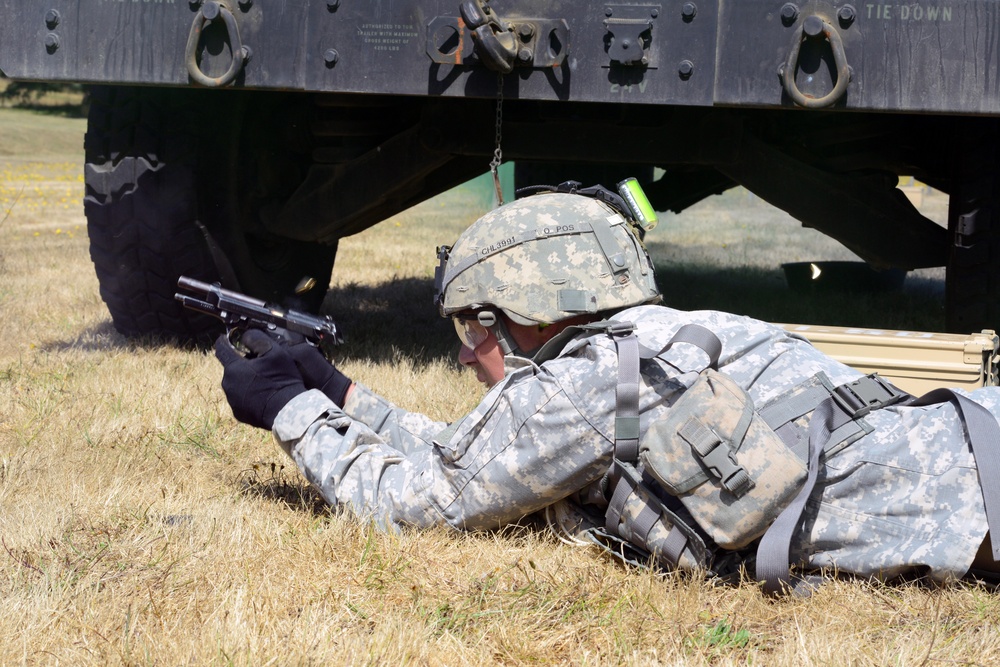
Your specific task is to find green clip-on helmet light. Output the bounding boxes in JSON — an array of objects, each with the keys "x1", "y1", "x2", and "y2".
[{"x1": 617, "y1": 177, "x2": 658, "y2": 232}]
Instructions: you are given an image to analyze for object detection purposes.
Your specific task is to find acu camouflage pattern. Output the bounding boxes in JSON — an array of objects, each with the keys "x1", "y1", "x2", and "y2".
[
  {"x1": 641, "y1": 368, "x2": 809, "y2": 549},
  {"x1": 272, "y1": 305, "x2": 994, "y2": 583},
  {"x1": 438, "y1": 193, "x2": 659, "y2": 325}
]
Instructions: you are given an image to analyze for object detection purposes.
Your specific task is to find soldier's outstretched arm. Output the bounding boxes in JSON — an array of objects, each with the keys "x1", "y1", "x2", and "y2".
[{"x1": 271, "y1": 366, "x2": 614, "y2": 532}]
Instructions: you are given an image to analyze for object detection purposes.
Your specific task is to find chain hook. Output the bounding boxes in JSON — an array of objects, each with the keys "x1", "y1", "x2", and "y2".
[{"x1": 460, "y1": 0, "x2": 518, "y2": 73}]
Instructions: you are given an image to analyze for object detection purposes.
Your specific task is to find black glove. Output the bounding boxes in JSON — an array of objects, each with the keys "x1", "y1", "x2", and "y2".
[
  {"x1": 285, "y1": 340, "x2": 354, "y2": 407},
  {"x1": 214, "y1": 329, "x2": 308, "y2": 430}
]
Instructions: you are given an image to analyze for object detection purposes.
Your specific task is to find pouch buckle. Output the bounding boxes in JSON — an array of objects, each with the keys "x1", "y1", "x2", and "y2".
[{"x1": 685, "y1": 421, "x2": 753, "y2": 498}]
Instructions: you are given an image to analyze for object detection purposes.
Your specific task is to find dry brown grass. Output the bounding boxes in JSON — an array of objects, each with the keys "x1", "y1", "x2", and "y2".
[{"x1": 2, "y1": 107, "x2": 998, "y2": 666}]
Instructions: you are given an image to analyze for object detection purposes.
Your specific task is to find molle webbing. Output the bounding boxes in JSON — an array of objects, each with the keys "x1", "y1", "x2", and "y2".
[
  {"x1": 758, "y1": 374, "x2": 894, "y2": 462},
  {"x1": 603, "y1": 323, "x2": 723, "y2": 569}
]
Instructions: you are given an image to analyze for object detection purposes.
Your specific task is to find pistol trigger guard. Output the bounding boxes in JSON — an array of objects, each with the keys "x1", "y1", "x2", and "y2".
[{"x1": 227, "y1": 326, "x2": 250, "y2": 357}]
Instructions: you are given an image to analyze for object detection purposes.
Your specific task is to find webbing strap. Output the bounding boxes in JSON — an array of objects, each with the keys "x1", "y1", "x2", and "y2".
[
  {"x1": 756, "y1": 398, "x2": 835, "y2": 594},
  {"x1": 632, "y1": 492, "x2": 663, "y2": 543},
  {"x1": 758, "y1": 384, "x2": 831, "y2": 431},
  {"x1": 614, "y1": 331, "x2": 641, "y2": 462},
  {"x1": 605, "y1": 467, "x2": 634, "y2": 534},
  {"x1": 641, "y1": 323, "x2": 722, "y2": 368},
  {"x1": 662, "y1": 524, "x2": 691, "y2": 565},
  {"x1": 604, "y1": 328, "x2": 642, "y2": 535}
]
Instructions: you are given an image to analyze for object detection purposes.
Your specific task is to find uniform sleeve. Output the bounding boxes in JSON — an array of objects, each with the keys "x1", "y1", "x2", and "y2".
[
  {"x1": 271, "y1": 358, "x2": 617, "y2": 532},
  {"x1": 341, "y1": 382, "x2": 448, "y2": 455}
]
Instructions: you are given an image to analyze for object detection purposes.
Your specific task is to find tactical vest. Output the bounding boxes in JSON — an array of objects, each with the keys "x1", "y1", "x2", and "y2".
[{"x1": 552, "y1": 320, "x2": 1000, "y2": 594}]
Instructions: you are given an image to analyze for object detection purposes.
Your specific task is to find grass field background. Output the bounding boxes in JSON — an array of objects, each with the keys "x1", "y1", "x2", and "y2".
[{"x1": 2, "y1": 103, "x2": 998, "y2": 666}]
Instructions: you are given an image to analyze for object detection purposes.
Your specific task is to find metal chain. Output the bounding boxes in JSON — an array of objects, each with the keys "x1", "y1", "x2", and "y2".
[{"x1": 490, "y1": 71, "x2": 505, "y2": 206}]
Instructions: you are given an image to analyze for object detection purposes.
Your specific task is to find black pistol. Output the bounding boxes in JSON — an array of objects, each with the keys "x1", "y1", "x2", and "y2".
[{"x1": 175, "y1": 276, "x2": 343, "y2": 355}]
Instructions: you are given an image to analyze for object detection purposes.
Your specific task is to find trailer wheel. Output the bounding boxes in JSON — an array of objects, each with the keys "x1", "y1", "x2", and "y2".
[{"x1": 84, "y1": 86, "x2": 335, "y2": 343}]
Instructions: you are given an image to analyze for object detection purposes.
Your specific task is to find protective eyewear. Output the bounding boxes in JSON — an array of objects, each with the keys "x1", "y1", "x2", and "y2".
[{"x1": 452, "y1": 311, "x2": 498, "y2": 349}]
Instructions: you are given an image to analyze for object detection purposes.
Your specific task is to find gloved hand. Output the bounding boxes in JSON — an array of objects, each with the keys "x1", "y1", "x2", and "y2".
[
  {"x1": 285, "y1": 340, "x2": 354, "y2": 407},
  {"x1": 214, "y1": 329, "x2": 308, "y2": 430}
]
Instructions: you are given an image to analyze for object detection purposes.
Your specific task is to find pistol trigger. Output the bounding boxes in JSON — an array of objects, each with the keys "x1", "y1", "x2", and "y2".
[{"x1": 227, "y1": 327, "x2": 249, "y2": 357}]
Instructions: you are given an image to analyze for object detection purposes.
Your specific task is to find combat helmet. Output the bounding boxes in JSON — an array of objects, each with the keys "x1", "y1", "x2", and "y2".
[{"x1": 434, "y1": 181, "x2": 661, "y2": 327}]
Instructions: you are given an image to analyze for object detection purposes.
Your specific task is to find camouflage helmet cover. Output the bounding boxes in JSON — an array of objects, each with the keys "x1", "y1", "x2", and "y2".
[{"x1": 435, "y1": 191, "x2": 660, "y2": 325}]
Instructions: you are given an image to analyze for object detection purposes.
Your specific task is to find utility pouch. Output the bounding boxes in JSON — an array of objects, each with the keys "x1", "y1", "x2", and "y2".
[
  {"x1": 640, "y1": 368, "x2": 807, "y2": 549},
  {"x1": 589, "y1": 466, "x2": 714, "y2": 572}
]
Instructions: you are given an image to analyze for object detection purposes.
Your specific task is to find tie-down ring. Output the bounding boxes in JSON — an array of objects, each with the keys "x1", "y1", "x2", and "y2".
[
  {"x1": 185, "y1": 1, "x2": 250, "y2": 87},
  {"x1": 779, "y1": 16, "x2": 850, "y2": 109}
]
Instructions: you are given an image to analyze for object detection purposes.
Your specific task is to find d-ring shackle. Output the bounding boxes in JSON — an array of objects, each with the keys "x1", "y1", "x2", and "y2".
[
  {"x1": 185, "y1": 1, "x2": 250, "y2": 87},
  {"x1": 780, "y1": 15, "x2": 850, "y2": 109}
]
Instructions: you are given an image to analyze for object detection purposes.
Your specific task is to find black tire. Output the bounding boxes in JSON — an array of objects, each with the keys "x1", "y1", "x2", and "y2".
[
  {"x1": 84, "y1": 86, "x2": 336, "y2": 343},
  {"x1": 945, "y1": 118, "x2": 1000, "y2": 334}
]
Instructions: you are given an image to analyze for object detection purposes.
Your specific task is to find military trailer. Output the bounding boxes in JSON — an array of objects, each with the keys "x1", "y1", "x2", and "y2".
[{"x1": 2, "y1": 0, "x2": 999, "y2": 341}]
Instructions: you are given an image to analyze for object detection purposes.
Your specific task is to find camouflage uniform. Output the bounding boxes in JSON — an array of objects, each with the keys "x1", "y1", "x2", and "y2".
[{"x1": 273, "y1": 304, "x2": 992, "y2": 583}]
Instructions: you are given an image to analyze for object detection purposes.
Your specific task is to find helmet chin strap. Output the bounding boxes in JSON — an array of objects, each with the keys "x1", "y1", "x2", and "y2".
[
  {"x1": 478, "y1": 310, "x2": 540, "y2": 359},
  {"x1": 492, "y1": 319, "x2": 520, "y2": 356},
  {"x1": 476, "y1": 310, "x2": 519, "y2": 356}
]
